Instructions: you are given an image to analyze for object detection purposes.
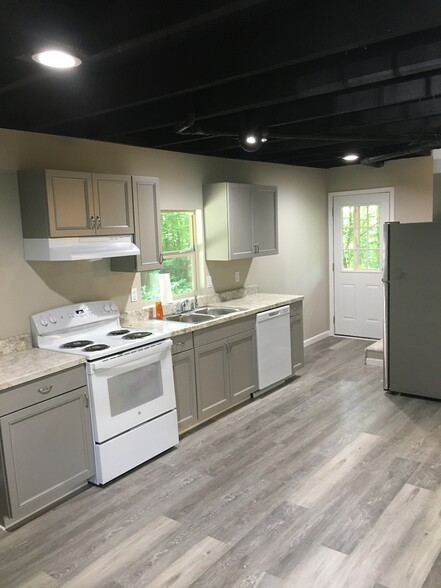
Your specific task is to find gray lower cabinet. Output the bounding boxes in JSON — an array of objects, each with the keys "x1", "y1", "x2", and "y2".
[
  {"x1": 0, "y1": 366, "x2": 95, "y2": 529},
  {"x1": 290, "y1": 300, "x2": 304, "y2": 373},
  {"x1": 194, "y1": 317, "x2": 257, "y2": 421},
  {"x1": 195, "y1": 340, "x2": 230, "y2": 420},
  {"x1": 172, "y1": 334, "x2": 198, "y2": 432}
]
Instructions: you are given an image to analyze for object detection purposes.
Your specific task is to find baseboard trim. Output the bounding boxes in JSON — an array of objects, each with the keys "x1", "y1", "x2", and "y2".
[
  {"x1": 365, "y1": 357, "x2": 383, "y2": 367},
  {"x1": 304, "y1": 330, "x2": 331, "y2": 348}
]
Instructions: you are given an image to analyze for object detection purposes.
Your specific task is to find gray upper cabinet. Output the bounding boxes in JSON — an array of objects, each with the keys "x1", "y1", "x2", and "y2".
[
  {"x1": 92, "y1": 173, "x2": 134, "y2": 235},
  {"x1": 111, "y1": 176, "x2": 162, "y2": 272},
  {"x1": 203, "y1": 182, "x2": 278, "y2": 260},
  {"x1": 18, "y1": 169, "x2": 134, "y2": 238}
]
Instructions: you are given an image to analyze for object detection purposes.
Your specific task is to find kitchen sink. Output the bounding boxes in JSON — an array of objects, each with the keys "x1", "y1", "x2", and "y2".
[
  {"x1": 193, "y1": 306, "x2": 242, "y2": 316},
  {"x1": 164, "y1": 306, "x2": 244, "y2": 324},
  {"x1": 164, "y1": 313, "x2": 215, "y2": 324}
]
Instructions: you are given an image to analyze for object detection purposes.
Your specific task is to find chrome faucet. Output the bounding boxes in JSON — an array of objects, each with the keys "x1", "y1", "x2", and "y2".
[{"x1": 180, "y1": 299, "x2": 189, "y2": 312}]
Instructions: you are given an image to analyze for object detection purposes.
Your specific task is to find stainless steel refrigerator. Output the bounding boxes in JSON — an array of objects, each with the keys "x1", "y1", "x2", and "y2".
[{"x1": 383, "y1": 221, "x2": 441, "y2": 399}]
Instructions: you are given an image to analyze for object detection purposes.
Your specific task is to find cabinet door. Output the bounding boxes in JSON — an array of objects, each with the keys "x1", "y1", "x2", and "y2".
[
  {"x1": 195, "y1": 340, "x2": 230, "y2": 420},
  {"x1": 173, "y1": 350, "x2": 198, "y2": 432},
  {"x1": 110, "y1": 176, "x2": 162, "y2": 272},
  {"x1": 228, "y1": 330, "x2": 257, "y2": 405},
  {"x1": 228, "y1": 183, "x2": 254, "y2": 259},
  {"x1": 0, "y1": 387, "x2": 94, "y2": 528},
  {"x1": 290, "y1": 314, "x2": 304, "y2": 373},
  {"x1": 92, "y1": 174, "x2": 134, "y2": 235},
  {"x1": 46, "y1": 170, "x2": 94, "y2": 236},
  {"x1": 253, "y1": 185, "x2": 278, "y2": 256}
]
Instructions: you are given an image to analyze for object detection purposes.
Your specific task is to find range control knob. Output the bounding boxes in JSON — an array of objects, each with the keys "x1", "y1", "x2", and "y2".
[
  {"x1": 110, "y1": 303, "x2": 118, "y2": 312},
  {"x1": 40, "y1": 316, "x2": 48, "y2": 327},
  {"x1": 103, "y1": 303, "x2": 111, "y2": 312},
  {"x1": 48, "y1": 313, "x2": 57, "y2": 324}
]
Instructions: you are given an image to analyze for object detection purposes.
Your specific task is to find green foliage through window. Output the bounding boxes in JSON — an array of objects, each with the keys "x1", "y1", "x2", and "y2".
[
  {"x1": 141, "y1": 211, "x2": 196, "y2": 301},
  {"x1": 342, "y1": 204, "x2": 380, "y2": 271}
]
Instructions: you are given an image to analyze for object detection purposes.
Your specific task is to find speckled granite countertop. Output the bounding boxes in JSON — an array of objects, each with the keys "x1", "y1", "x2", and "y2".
[
  {"x1": 0, "y1": 341, "x2": 85, "y2": 392},
  {"x1": 122, "y1": 293, "x2": 303, "y2": 335},
  {"x1": 0, "y1": 292, "x2": 301, "y2": 392}
]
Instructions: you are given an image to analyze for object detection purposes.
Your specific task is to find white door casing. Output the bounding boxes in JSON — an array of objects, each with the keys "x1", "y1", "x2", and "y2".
[{"x1": 328, "y1": 188, "x2": 393, "y2": 339}]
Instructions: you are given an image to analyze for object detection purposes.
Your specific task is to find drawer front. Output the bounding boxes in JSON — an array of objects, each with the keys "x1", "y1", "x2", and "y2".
[
  {"x1": 0, "y1": 365, "x2": 87, "y2": 417},
  {"x1": 194, "y1": 316, "x2": 255, "y2": 348},
  {"x1": 171, "y1": 333, "x2": 194, "y2": 355},
  {"x1": 290, "y1": 300, "x2": 303, "y2": 316}
]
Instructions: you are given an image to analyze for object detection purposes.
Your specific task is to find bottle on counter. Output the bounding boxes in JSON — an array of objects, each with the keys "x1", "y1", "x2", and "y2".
[{"x1": 155, "y1": 300, "x2": 164, "y2": 320}]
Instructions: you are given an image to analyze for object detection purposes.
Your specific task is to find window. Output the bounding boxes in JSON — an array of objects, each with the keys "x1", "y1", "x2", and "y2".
[
  {"x1": 141, "y1": 211, "x2": 196, "y2": 301},
  {"x1": 341, "y1": 204, "x2": 381, "y2": 271}
]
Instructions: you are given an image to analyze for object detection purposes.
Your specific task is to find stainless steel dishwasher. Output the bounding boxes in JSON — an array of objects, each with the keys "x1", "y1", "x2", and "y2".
[{"x1": 254, "y1": 305, "x2": 292, "y2": 396}]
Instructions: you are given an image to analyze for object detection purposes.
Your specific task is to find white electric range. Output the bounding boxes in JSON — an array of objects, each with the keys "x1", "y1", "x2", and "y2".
[{"x1": 31, "y1": 300, "x2": 178, "y2": 485}]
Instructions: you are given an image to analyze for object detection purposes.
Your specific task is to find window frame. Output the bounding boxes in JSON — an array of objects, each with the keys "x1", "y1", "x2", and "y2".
[{"x1": 141, "y1": 209, "x2": 198, "y2": 303}]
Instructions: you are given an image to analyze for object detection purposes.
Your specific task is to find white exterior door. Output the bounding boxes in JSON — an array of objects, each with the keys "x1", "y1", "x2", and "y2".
[{"x1": 331, "y1": 190, "x2": 391, "y2": 339}]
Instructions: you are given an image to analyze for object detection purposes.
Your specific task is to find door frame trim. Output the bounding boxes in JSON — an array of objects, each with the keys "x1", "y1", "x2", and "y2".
[{"x1": 327, "y1": 187, "x2": 395, "y2": 336}]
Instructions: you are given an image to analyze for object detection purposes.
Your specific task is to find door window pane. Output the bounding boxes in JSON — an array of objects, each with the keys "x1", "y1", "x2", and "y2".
[{"x1": 341, "y1": 204, "x2": 381, "y2": 271}]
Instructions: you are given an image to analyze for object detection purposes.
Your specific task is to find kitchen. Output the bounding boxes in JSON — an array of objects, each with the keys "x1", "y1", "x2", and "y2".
[{"x1": 1, "y1": 2, "x2": 441, "y2": 586}]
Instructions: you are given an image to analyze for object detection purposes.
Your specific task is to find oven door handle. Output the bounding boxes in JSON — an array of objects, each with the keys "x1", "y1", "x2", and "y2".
[{"x1": 89, "y1": 340, "x2": 172, "y2": 373}]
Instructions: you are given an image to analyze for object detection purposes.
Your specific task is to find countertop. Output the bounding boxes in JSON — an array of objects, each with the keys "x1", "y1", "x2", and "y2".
[
  {"x1": 0, "y1": 293, "x2": 302, "y2": 392},
  {"x1": 122, "y1": 293, "x2": 303, "y2": 335},
  {"x1": 0, "y1": 349, "x2": 85, "y2": 392}
]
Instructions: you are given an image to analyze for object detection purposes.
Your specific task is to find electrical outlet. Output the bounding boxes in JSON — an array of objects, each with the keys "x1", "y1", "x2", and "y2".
[
  {"x1": 206, "y1": 275, "x2": 213, "y2": 288},
  {"x1": 131, "y1": 287, "x2": 138, "y2": 302},
  {"x1": 234, "y1": 271, "x2": 240, "y2": 282}
]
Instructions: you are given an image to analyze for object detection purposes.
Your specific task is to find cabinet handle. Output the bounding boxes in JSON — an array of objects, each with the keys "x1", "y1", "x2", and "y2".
[
  {"x1": 90, "y1": 215, "x2": 95, "y2": 229},
  {"x1": 96, "y1": 216, "x2": 101, "y2": 229},
  {"x1": 253, "y1": 244, "x2": 258, "y2": 253},
  {"x1": 84, "y1": 393, "x2": 89, "y2": 408},
  {"x1": 159, "y1": 253, "x2": 164, "y2": 264},
  {"x1": 38, "y1": 385, "x2": 52, "y2": 395},
  {"x1": 257, "y1": 243, "x2": 260, "y2": 253}
]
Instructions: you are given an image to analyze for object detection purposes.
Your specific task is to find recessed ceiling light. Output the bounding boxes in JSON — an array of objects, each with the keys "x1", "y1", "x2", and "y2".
[
  {"x1": 246, "y1": 135, "x2": 257, "y2": 144},
  {"x1": 342, "y1": 154, "x2": 359, "y2": 162},
  {"x1": 32, "y1": 50, "x2": 82, "y2": 69}
]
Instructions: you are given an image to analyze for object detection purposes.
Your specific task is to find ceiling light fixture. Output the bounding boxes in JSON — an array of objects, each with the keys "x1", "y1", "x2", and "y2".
[
  {"x1": 239, "y1": 128, "x2": 269, "y2": 152},
  {"x1": 342, "y1": 153, "x2": 359, "y2": 162},
  {"x1": 32, "y1": 50, "x2": 82, "y2": 69}
]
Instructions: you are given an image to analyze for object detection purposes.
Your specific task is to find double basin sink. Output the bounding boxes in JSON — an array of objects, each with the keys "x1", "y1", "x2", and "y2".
[{"x1": 165, "y1": 306, "x2": 243, "y2": 324}]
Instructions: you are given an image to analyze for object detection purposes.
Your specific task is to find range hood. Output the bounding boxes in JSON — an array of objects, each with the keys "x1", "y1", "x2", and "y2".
[{"x1": 23, "y1": 236, "x2": 140, "y2": 261}]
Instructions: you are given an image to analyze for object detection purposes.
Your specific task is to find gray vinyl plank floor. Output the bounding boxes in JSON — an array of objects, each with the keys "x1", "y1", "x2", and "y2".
[{"x1": 1, "y1": 336, "x2": 441, "y2": 588}]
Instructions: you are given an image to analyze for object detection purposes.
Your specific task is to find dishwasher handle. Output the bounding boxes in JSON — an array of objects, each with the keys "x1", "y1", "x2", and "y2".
[{"x1": 256, "y1": 305, "x2": 290, "y2": 323}]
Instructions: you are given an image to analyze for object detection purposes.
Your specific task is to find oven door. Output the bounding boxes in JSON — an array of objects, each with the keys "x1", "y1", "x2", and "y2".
[{"x1": 86, "y1": 339, "x2": 175, "y2": 443}]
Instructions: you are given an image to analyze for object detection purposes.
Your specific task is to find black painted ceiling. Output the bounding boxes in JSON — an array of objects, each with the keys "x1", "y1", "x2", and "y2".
[{"x1": 2, "y1": 0, "x2": 441, "y2": 168}]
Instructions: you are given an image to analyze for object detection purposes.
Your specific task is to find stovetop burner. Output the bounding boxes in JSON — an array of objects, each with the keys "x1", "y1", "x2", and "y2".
[
  {"x1": 122, "y1": 331, "x2": 152, "y2": 340},
  {"x1": 107, "y1": 329, "x2": 130, "y2": 336},
  {"x1": 83, "y1": 344, "x2": 111, "y2": 352},
  {"x1": 60, "y1": 340, "x2": 94, "y2": 349}
]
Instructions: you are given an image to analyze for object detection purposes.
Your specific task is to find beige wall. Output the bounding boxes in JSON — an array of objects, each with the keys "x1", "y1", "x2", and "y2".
[
  {"x1": 326, "y1": 156, "x2": 433, "y2": 222},
  {"x1": 0, "y1": 128, "x2": 329, "y2": 341}
]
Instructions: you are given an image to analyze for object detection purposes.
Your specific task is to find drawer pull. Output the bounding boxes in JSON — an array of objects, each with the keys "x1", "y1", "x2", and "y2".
[{"x1": 38, "y1": 385, "x2": 53, "y2": 395}]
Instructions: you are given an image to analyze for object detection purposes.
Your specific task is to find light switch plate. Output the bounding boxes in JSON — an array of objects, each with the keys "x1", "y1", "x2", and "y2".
[
  {"x1": 206, "y1": 275, "x2": 213, "y2": 288},
  {"x1": 235, "y1": 271, "x2": 240, "y2": 282},
  {"x1": 131, "y1": 287, "x2": 138, "y2": 302}
]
